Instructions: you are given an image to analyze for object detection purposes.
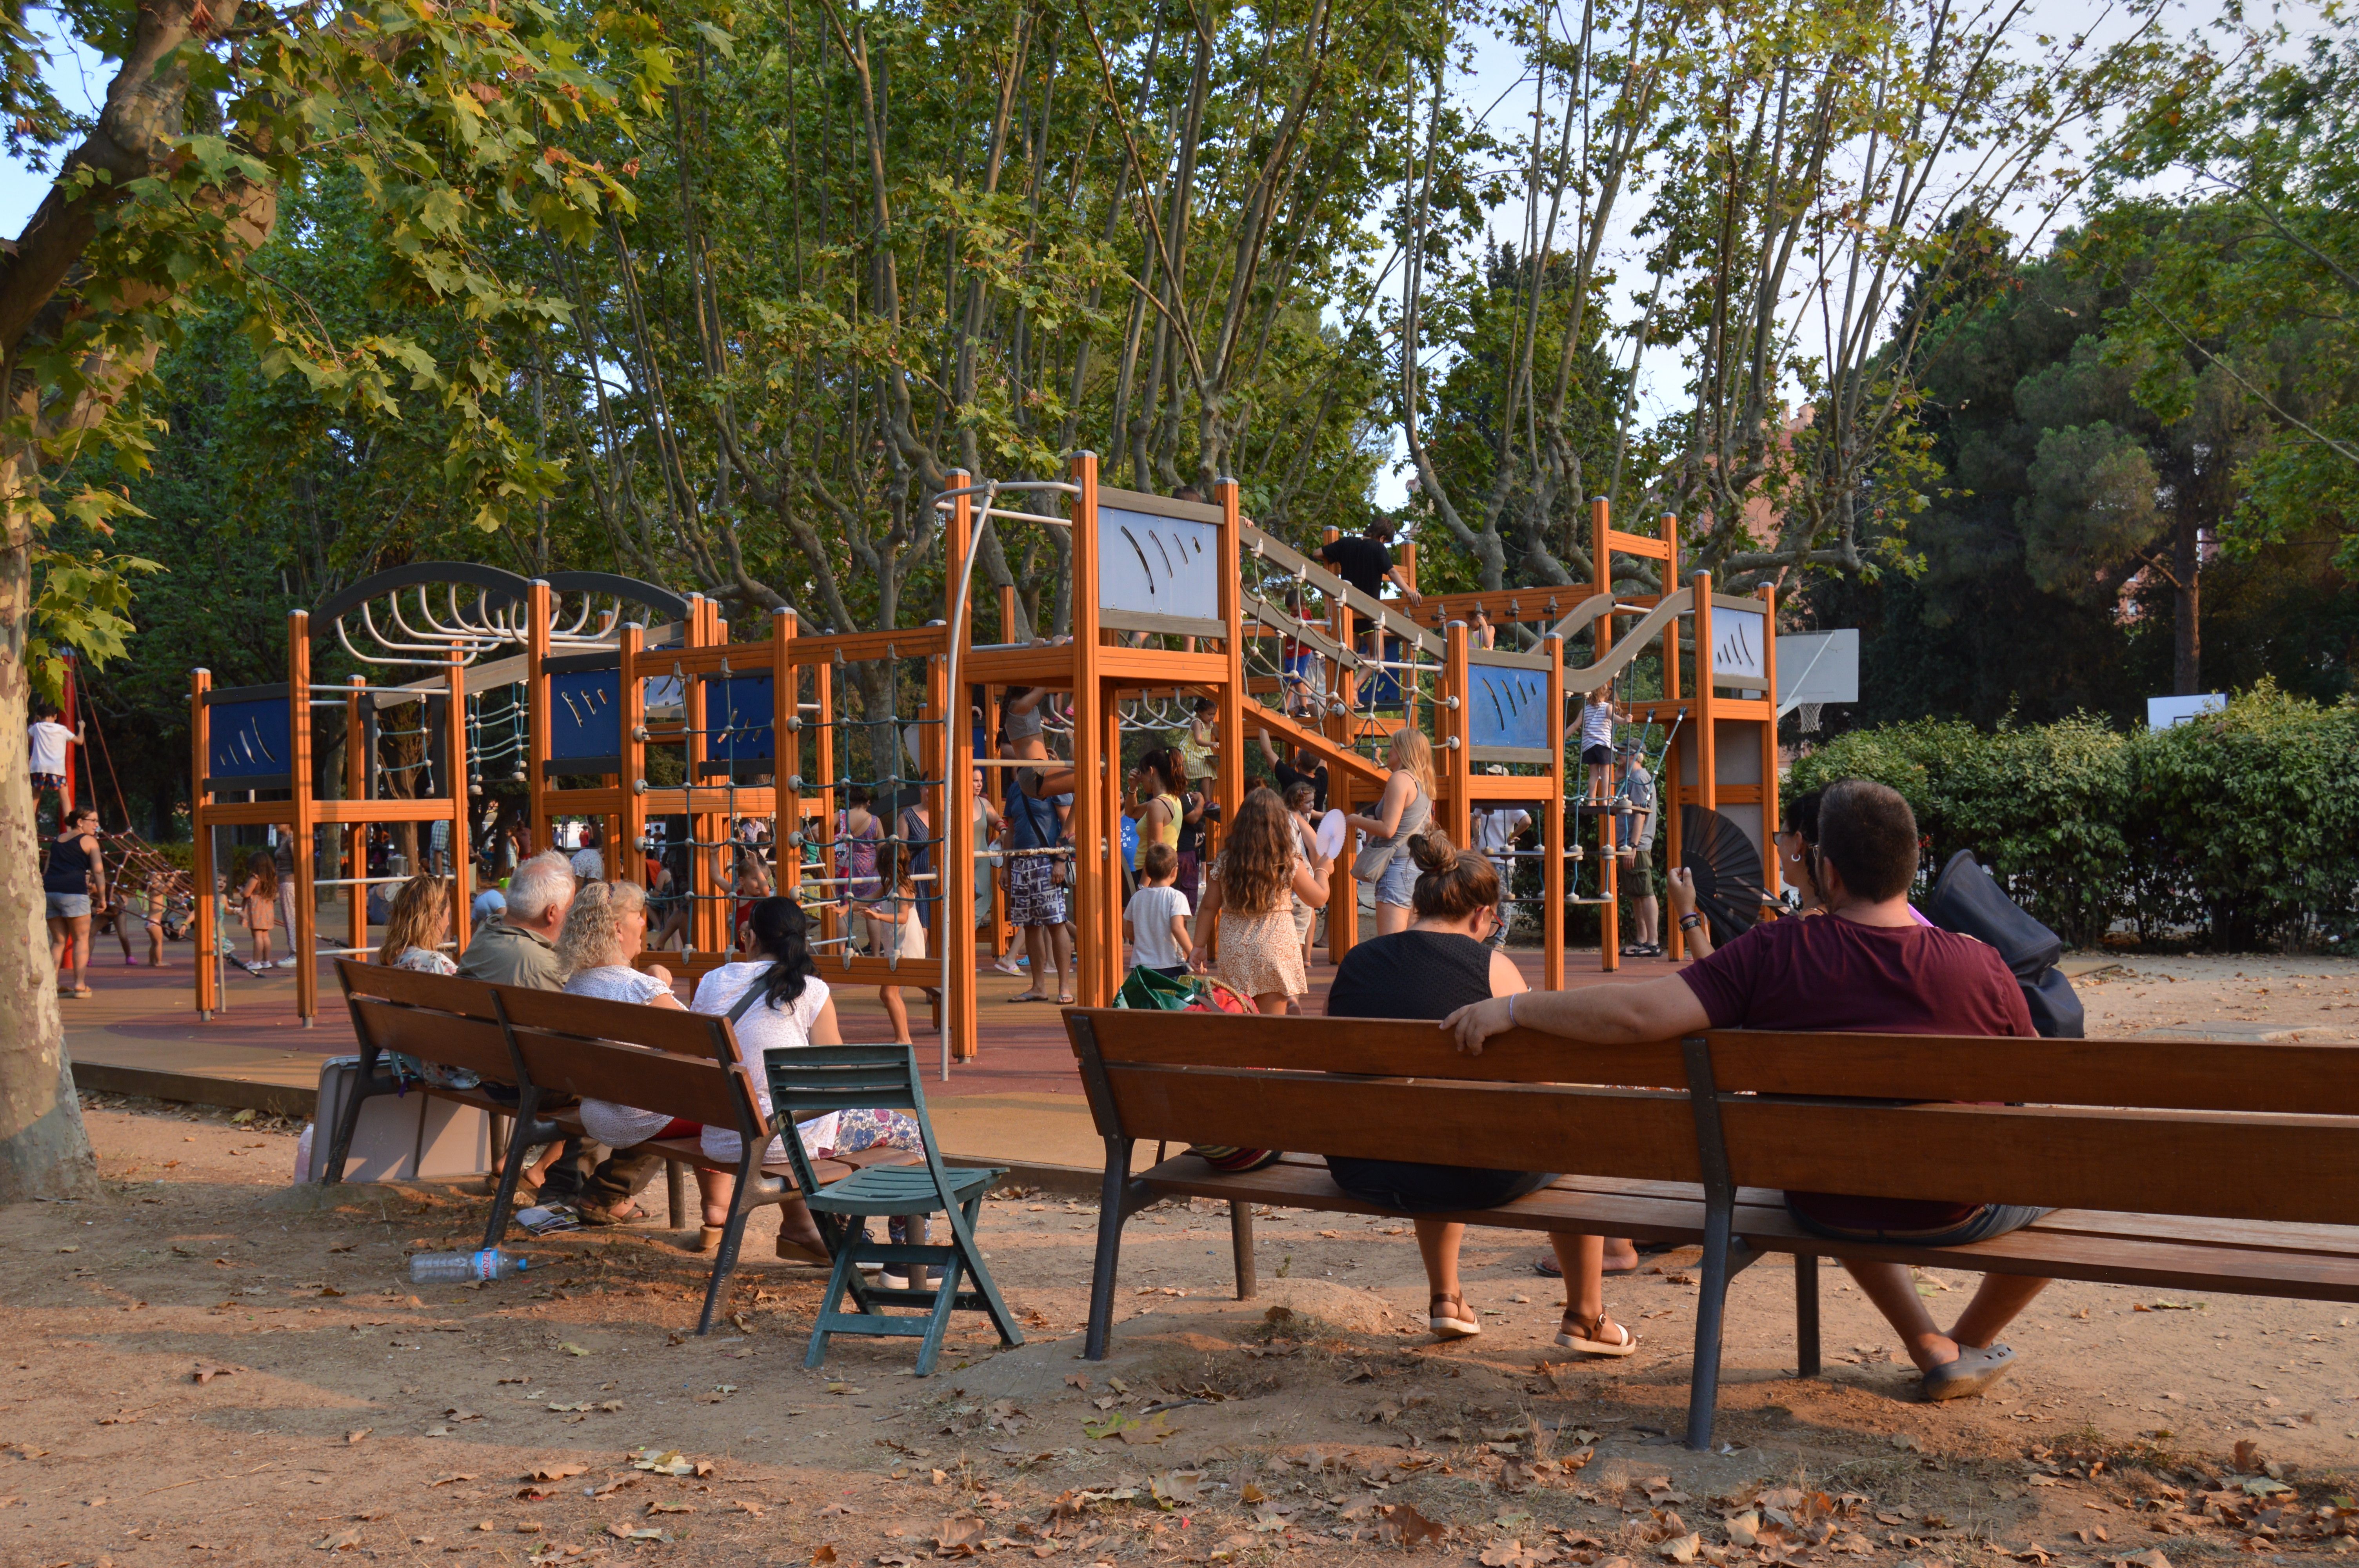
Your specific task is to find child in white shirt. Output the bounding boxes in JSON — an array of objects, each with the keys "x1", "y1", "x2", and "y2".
[{"x1": 1123, "y1": 842, "x2": 1195, "y2": 977}]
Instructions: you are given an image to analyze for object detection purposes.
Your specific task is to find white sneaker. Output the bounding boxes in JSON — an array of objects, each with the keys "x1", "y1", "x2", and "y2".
[{"x1": 274, "y1": 957, "x2": 299, "y2": 967}]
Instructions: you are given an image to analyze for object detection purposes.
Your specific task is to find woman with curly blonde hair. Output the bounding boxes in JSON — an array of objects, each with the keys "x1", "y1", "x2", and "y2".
[
  {"x1": 552, "y1": 881, "x2": 736, "y2": 1243},
  {"x1": 1192, "y1": 786, "x2": 1329, "y2": 1014}
]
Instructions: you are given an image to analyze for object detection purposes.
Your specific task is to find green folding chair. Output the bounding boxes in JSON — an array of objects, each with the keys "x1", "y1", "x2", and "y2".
[{"x1": 765, "y1": 1044, "x2": 1025, "y2": 1375}]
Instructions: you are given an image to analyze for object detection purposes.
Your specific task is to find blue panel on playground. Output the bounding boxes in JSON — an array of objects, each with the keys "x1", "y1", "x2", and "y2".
[
  {"x1": 1469, "y1": 664, "x2": 1549, "y2": 751},
  {"x1": 209, "y1": 698, "x2": 290, "y2": 779},
  {"x1": 549, "y1": 670, "x2": 621, "y2": 762},
  {"x1": 708, "y1": 673, "x2": 776, "y2": 763}
]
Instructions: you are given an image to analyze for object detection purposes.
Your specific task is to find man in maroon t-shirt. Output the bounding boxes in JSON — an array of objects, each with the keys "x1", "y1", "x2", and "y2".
[{"x1": 1443, "y1": 780, "x2": 2050, "y2": 1401}]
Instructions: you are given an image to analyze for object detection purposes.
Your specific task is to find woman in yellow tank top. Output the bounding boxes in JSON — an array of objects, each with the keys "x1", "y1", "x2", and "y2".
[{"x1": 1133, "y1": 750, "x2": 1184, "y2": 851}]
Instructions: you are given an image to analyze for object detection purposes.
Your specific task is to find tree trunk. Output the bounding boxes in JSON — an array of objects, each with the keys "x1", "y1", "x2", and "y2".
[
  {"x1": 2173, "y1": 506, "x2": 2201, "y2": 695},
  {"x1": 0, "y1": 454, "x2": 97, "y2": 1201}
]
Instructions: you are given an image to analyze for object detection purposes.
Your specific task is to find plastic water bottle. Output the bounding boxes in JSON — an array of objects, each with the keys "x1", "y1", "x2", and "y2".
[{"x1": 409, "y1": 1249, "x2": 529, "y2": 1283}]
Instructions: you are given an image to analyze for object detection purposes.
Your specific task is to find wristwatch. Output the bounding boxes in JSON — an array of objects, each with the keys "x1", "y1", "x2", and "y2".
[{"x1": 1679, "y1": 912, "x2": 1703, "y2": 931}]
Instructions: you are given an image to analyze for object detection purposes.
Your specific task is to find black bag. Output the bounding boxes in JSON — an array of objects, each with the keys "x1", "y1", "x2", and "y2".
[{"x1": 1924, "y1": 849, "x2": 2084, "y2": 1039}]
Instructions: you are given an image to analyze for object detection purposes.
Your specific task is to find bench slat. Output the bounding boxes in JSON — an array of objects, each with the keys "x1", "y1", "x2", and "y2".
[
  {"x1": 1103, "y1": 1064, "x2": 1704, "y2": 1183},
  {"x1": 1069, "y1": 1008, "x2": 1690, "y2": 1088},
  {"x1": 349, "y1": 1001, "x2": 519, "y2": 1084},
  {"x1": 1721, "y1": 1100, "x2": 2359, "y2": 1226},
  {"x1": 1139, "y1": 1158, "x2": 2359, "y2": 1301},
  {"x1": 510, "y1": 1032, "x2": 749, "y2": 1131},
  {"x1": 1708, "y1": 1030, "x2": 2359, "y2": 1115},
  {"x1": 496, "y1": 987, "x2": 731, "y2": 1060}
]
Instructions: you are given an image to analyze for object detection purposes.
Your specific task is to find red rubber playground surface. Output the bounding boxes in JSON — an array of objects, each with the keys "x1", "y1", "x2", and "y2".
[{"x1": 66, "y1": 942, "x2": 1670, "y2": 1100}]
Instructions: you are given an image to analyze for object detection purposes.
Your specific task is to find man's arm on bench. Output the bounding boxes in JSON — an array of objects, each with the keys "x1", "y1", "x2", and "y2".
[{"x1": 1446, "y1": 976, "x2": 1709, "y2": 1053}]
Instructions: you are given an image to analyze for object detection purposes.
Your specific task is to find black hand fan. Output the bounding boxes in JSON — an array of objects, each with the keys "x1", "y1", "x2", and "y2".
[{"x1": 1680, "y1": 805, "x2": 1766, "y2": 945}]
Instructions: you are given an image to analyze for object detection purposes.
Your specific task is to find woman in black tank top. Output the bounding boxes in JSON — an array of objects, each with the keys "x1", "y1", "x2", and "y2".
[
  {"x1": 44, "y1": 805, "x2": 106, "y2": 998},
  {"x1": 1323, "y1": 832, "x2": 1633, "y2": 1357}
]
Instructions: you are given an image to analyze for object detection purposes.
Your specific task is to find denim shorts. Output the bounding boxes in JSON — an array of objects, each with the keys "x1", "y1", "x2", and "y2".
[
  {"x1": 1326, "y1": 1157, "x2": 1557, "y2": 1214},
  {"x1": 45, "y1": 892, "x2": 90, "y2": 919},
  {"x1": 1372, "y1": 851, "x2": 1418, "y2": 909},
  {"x1": 1786, "y1": 1199, "x2": 2050, "y2": 1248}
]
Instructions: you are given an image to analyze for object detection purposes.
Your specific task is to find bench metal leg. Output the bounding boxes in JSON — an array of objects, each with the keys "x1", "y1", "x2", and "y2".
[
  {"x1": 696, "y1": 1210, "x2": 751, "y2": 1336},
  {"x1": 1794, "y1": 1254, "x2": 1821, "y2": 1377},
  {"x1": 480, "y1": 1100, "x2": 550, "y2": 1250},
  {"x1": 1230, "y1": 1201, "x2": 1257, "y2": 1300},
  {"x1": 1085, "y1": 1136, "x2": 1135, "y2": 1361},
  {"x1": 665, "y1": 1160, "x2": 688, "y2": 1229},
  {"x1": 1688, "y1": 1205, "x2": 1738, "y2": 1452}
]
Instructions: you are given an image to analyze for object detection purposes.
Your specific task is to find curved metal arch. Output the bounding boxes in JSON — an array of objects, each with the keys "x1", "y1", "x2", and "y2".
[
  {"x1": 543, "y1": 571, "x2": 691, "y2": 624},
  {"x1": 314, "y1": 562, "x2": 536, "y2": 626}
]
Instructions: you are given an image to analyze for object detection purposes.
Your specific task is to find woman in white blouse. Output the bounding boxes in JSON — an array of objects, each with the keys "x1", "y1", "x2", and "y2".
[{"x1": 689, "y1": 898, "x2": 927, "y2": 1271}]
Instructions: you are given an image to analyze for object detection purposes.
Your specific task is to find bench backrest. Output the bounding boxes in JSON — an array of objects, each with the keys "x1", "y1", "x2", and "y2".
[
  {"x1": 1064, "y1": 1008, "x2": 1703, "y2": 1183},
  {"x1": 335, "y1": 959, "x2": 518, "y2": 1085},
  {"x1": 1703, "y1": 1029, "x2": 2359, "y2": 1227},
  {"x1": 496, "y1": 987, "x2": 754, "y2": 1138},
  {"x1": 1066, "y1": 1009, "x2": 2359, "y2": 1226}
]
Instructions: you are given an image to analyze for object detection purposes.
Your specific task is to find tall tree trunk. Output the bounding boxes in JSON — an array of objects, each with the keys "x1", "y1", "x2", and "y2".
[
  {"x1": 0, "y1": 457, "x2": 98, "y2": 1200},
  {"x1": 2173, "y1": 508, "x2": 2201, "y2": 695}
]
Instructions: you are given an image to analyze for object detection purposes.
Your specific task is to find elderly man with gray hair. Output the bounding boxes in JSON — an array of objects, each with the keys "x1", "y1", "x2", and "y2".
[{"x1": 460, "y1": 851, "x2": 664, "y2": 1222}]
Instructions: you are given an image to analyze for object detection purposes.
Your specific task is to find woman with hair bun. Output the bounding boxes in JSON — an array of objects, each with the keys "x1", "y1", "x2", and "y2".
[{"x1": 1320, "y1": 829, "x2": 1633, "y2": 1356}]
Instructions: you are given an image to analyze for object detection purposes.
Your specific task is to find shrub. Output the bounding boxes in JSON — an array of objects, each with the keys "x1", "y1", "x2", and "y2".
[{"x1": 1785, "y1": 682, "x2": 2359, "y2": 949}]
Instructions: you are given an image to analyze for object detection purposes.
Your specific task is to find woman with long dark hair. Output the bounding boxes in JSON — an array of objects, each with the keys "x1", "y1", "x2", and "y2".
[
  {"x1": 1192, "y1": 787, "x2": 1329, "y2": 1014},
  {"x1": 691, "y1": 898, "x2": 928, "y2": 1278}
]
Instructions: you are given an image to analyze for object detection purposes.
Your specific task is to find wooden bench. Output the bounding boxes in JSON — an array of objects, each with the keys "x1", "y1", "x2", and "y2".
[
  {"x1": 334, "y1": 963, "x2": 921, "y2": 1330},
  {"x1": 1065, "y1": 1007, "x2": 2359, "y2": 1448}
]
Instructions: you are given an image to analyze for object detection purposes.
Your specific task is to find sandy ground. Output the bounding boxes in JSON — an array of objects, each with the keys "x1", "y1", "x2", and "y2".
[
  {"x1": 2072, "y1": 955, "x2": 2359, "y2": 1040},
  {"x1": 4, "y1": 953, "x2": 2356, "y2": 1566}
]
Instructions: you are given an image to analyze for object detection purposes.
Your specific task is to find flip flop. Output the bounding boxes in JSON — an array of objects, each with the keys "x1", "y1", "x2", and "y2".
[
  {"x1": 1008, "y1": 991, "x2": 1049, "y2": 1003},
  {"x1": 1921, "y1": 1342, "x2": 2015, "y2": 1401},
  {"x1": 1055, "y1": 994, "x2": 1075, "y2": 1005}
]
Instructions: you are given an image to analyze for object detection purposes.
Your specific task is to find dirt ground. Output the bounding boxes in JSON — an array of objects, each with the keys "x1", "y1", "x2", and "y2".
[{"x1": 4, "y1": 954, "x2": 2356, "y2": 1566}]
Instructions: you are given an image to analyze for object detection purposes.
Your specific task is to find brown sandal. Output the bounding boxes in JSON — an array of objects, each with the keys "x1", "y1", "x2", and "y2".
[
  {"x1": 1429, "y1": 1292, "x2": 1481, "y2": 1339},
  {"x1": 1556, "y1": 1310, "x2": 1637, "y2": 1356}
]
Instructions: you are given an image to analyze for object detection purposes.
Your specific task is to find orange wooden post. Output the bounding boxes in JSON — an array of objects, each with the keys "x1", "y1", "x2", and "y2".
[
  {"x1": 774, "y1": 608, "x2": 801, "y2": 900},
  {"x1": 1695, "y1": 571, "x2": 1719, "y2": 822},
  {"x1": 1067, "y1": 452, "x2": 1109, "y2": 1005},
  {"x1": 1214, "y1": 476, "x2": 1247, "y2": 847},
  {"x1": 445, "y1": 648, "x2": 472, "y2": 957},
  {"x1": 619, "y1": 622, "x2": 647, "y2": 894},
  {"x1": 1660, "y1": 514, "x2": 1683, "y2": 703},
  {"x1": 526, "y1": 579, "x2": 553, "y2": 860},
  {"x1": 1442, "y1": 620, "x2": 1472, "y2": 848},
  {"x1": 345, "y1": 676, "x2": 367, "y2": 960},
  {"x1": 287, "y1": 610, "x2": 318, "y2": 1024},
  {"x1": 191, "y1": 668, "x2": 216, "y2": 1019},
  {"x1": 813, "y1": 638, "x2": 837, "y2": 964},
  {"x1": 938, "y1": 478, "x2": 977, "y2": 1060},
  {"x1": 1543, "y1": 631, "x2": 1565, "y2": 992}
]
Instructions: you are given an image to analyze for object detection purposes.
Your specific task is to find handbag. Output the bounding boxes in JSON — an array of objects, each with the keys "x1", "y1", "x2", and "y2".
[{"x1": 1113, "y1": 970, "x2": 1280, "y2": 1172}]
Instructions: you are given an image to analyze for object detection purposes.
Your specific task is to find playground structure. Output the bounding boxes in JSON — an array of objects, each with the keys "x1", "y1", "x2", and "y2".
[{"x1": 187, "y1": 455, "x2": 1777, "y2": 1058}]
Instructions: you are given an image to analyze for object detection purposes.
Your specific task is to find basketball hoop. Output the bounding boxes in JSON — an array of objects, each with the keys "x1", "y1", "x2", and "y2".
[{"x1": 1799, "y1": 702, "x2": 1823, "y2": 734}]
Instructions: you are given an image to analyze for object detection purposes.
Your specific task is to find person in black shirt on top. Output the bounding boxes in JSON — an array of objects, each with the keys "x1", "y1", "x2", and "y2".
[
  {"x1": 1316, "y1": 516, "x2": 1422, "y2": 657},
  {"x1": 1256, "y1": 728, "x2": 1328, "y2": 814},
  {"x1": 1322, "y1": 830, "x2": 1633, "y2": 1356}
]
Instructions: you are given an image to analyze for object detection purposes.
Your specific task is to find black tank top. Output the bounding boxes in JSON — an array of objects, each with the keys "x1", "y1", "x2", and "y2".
[
  {"x1": 1325, "y1": 930, "x2": 1494, "y2": 1021},
  {"x1": 45, "y1": 835, "x2": 95, "y2": 896}
]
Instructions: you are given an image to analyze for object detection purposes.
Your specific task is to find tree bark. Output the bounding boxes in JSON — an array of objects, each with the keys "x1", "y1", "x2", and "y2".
[{"x1": 0, "y1": 458, "x2": 98, "y2": 1200}]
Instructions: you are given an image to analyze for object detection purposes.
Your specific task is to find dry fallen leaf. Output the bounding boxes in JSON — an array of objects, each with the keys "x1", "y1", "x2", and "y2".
[
  {"x1": 1659, "y1": 1534, "x2": 1702, "y2": 1564},
  {"x1": 1376, "y1": 1503, "x2": 1448, "y2": 1546},
  {"x1": 426, "y1": 1474, "x2": 475, "y2": 1488},
  {"x1": 607, "y1": 1521, "x2": 666, "y2": 1542},
  {"x1": 344, "y1": 1428, "x2": 371, "y2": 1446},
  {"x1": 732, "y1": 1499, "x2": 767, "y2": 1517},
  {"x1": 812, "y1": 1546, "x2": 841, "y2": 1565},
  {"x1": 526, "y1": 1462, "x2": 589, "y2": 1482},
  {"x1": 313, "y1": 1527, "x2": 363, "y2": 1551},
  {"x1": 190, "y1": 1364, "x2": 234, "y2": 1385}
]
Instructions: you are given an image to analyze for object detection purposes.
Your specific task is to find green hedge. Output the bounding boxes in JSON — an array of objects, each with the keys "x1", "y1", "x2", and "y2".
[{"x1": 1788, "y1": 682, "x2": 2359, "y2": 950}]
